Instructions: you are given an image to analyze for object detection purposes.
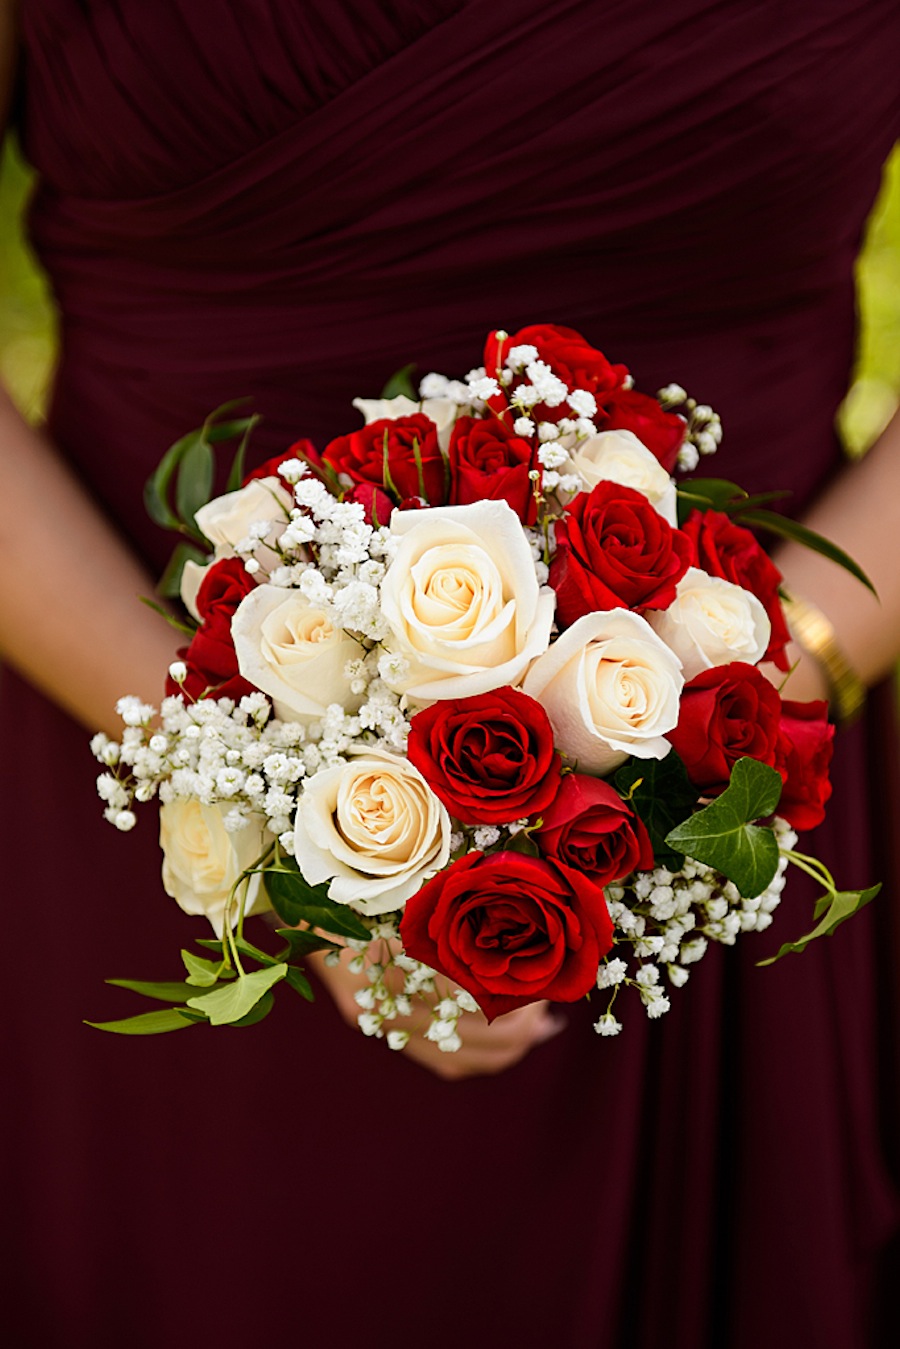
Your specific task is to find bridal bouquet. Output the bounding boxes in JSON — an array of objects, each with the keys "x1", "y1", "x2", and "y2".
[{"x1": 90, "y1": 324, "x2": 877, "y2": 1047}]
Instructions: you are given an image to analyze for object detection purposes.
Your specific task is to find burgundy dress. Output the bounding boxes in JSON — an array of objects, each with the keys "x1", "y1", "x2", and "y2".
[{"x1": 5, "y1": 3, "x2": 900, "y2": 1345}]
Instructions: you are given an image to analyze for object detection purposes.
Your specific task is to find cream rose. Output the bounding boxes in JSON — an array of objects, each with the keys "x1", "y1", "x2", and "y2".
[
  {"x1": 352, "y1": 394, "x2": 459, "y2": 451},
  {"x1": 160, "y1": 802, "x2": 269, "y2": 936},
  {"x1": 523, "y1": 609, "x2": 684, "y2": 775},
  {"x1": 232, "y1": 584, "x2": 363, "y2": 722},
  {"x1": 647, "y1": 567, "x2": 771, "y2": 679},
  {"x1": 293, "y1": 750, "x2": 451, "y2": 915},
  {"x1": 179, "y1": 556, "x2": 216, "y2": 621},
  {"x1": 379, "y1": 500, "x2": 555, "y2": 701},
  {"x1": 194, "y1": 477, "x2": 293, "y2": 569},
  {"x1": 563, "y1": 429, "x2": 677, "y2": 524}
]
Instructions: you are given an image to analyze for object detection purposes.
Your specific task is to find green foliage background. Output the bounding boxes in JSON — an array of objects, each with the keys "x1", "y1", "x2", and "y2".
[{"x1": 3, "y1": 136, "x2": 900, "y2": 444}]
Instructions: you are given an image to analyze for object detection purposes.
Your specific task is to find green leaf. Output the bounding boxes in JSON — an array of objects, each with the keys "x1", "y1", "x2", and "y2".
[
  {"x1": 284, "y1": 967, "x2": 315, "y2": 1001},
  {"x1": 615, "y1": 753, "x2": 699, "y2": 866},
  {"x1": 675, "y1": 478, "x2": 749, "y2": 525},
  {"x1": 144, "y1": 429, "x2": 200, "y2": 530},
  {"x1": 380, "y1": 362, "x2": 418, "y2": 401},
  {"x1": 186, "y1": 963, "x2": 287, "y2": 1026},
  {"x1": 138, "y1": 595, "x2": 197, "y2": 635},
  {"x1": 757, "y1": 883, "x2": 881, "y2": 965},
  {"x1": 664, "y1": 758, "x2": 783, "y2": 898},
  {"x1": 181, "y1": 949, "x2": 229, "y2": 987},
  {"x1": 274, "y1": 928, "x2": 341, "y2": 961},
  {"x1": 106, "y1": 978, "x2": 219, "y2": 1003},
  {"x1": 228, "y1": 990, "x2": 276, "y2": 1027},
  {"x1": 195, "y1": 938, "x2": 226, "y2": 956},
  {"x1": 226, "y1": 413, "x2": 262, "y2": 493},
  {"x1": 736, "y1": 510, "x2": 877, "y2": 595},
  {"x1": 264, "y1": 862, "x2": 370, "y2": 940},
  {"x1": 504, "y1": 832, "x2": 540, "y2": 857},
  {"x1": 175, "y1": 436, "x2": 214, "y2": 532},
  {"x1": 86, "y1": 1007, "x2": 204, "y2": 1035},
  {"x1": 156, "y1": 541, "x2": 211, "y2": 602}
]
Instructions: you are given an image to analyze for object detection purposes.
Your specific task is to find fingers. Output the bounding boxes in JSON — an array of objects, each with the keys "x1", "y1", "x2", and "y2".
[{"x1": 309, "y1": 948, "x2": 567, "y2": 1080}]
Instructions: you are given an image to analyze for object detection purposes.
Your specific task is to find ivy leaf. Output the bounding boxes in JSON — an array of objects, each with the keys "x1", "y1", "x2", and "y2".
[
  {"x1": 284, "y1": 967, "x2": 315, "y2": 1001},
  {"x1": 264, "y1": 862, "x2": 370, "y2": 941},
  {"x1": 275, "y1": 928, "x2": 341, "y2": 961},
  {"x1": 106, "y1": 978, "x2": 220, "y2": 1003},
  {"x1": 757, "y1": 883, "x2": 881, "y2": 966},
  {"x1": 615, "y1": 753, "x2": 699, "y2": 866},
  {"x1": 86, "y1": 1007, "x2": 204, "y2": 1035},
  {"x1": 228, "y1": 990, "x2": 276, "y2": 1027},
  {"x1": 181, "y1": 949, "x2": 229, "y2": 987},
  {"x1": 186, "y1": 964, "x2": 287, "y2": 1026},
  {"x1": 664, "y1": 758, "x2": 783, "y2": 898},
  {"x1": 380, "y1": 362, "x2": 418, "y2": 401}
]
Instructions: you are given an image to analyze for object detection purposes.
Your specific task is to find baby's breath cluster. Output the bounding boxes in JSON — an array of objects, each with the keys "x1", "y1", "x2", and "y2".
[{"x1": 593, "y1": 818, "x2": 797, "y2": 1035}]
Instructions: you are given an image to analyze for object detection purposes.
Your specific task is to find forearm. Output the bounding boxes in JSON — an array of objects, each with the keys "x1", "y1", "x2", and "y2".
[
  {"x1": 770, "y1": 410, "x2": 900, "y2": 705},
  {"x1": 0, "y1": 383, "x2": 179, "y2": 734}
]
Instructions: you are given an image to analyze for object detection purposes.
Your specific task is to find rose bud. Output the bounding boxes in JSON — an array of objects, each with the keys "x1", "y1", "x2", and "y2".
[
  {"x1": 533, "y1": 773, "x2": 654, "y2": 886},
  {"x1": 666, "y1": 661, "x2": 782, "y2": 795},
  {"x1": 774, "y1": 699, "x2": 834, "y2": 831}
]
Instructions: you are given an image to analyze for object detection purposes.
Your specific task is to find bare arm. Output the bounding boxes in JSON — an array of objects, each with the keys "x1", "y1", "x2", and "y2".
[
  {"x1": 763, "y1": 410, "x2": 900, "y2": 705},
  {"x1": 0, "y1": 5, "x2": 178, "y2": 733}
]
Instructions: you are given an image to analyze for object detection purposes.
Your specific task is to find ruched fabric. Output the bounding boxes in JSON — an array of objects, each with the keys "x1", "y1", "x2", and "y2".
[{"x1": 4, "y1": 3, "x2": 900, "y2": 1345}]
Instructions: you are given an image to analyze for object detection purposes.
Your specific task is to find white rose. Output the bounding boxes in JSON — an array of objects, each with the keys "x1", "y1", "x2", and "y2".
[
  {"x1": 160, "y1": 802, "x2": 269, "y2": 936},
  {"x1": 647, "y1": 567, "x2": 771, "y2": 679},
  {"x1": 194, "y1": 477, "x2": 293, "y2": 569},
  {"x1": 523, "y1": 609, "x2": 684, "y2": 775},
  {"x1": 179, "y1": 556, "x2": 215, "y2": 621},
  {"x1": 232, "y1": 584, "x2": 363, "y2": 722},
  {"x1": 379, "y1": 500, "x2": 555, "y2": 702},
  {"x1": 563, "y1": 429, "x2": 677, "y2": 524},
  {"x1": 293, "y1": 750, "x2": 451, "y2": 915},
  {"x1": 352, "y1": 395, "x2": 459, "y2": 450}
]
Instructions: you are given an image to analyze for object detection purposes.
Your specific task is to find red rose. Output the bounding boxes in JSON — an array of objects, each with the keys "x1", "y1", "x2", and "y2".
[
  {"x1": 484, "y1": 323, "x2": 628, "y2": 398},
  {"x1": 682, "y1": 509, "x2": 792, "y2": 670},
  {"x1": 448, "y1": 416, "x2": 538, "y2": 523},
  {"x1": 666, "y1": 662, "x2": 782, "y2": 795},
  {"x1": 399, "y1": 850, "x2": 614, "y2": 1020},
  {"x1": 242, "y1": 439, "x2": 318, "y2": 486},
  {"x1": 323, "y1": 414, "x2": 447, "y2": 505},
  {"x1": 550, "y1": 481, "x2": 693, "y2": 626},
  {"x1": 597, "y1": 387, "x2": 685, "y2": 472},
  {"x1": 774, "y1": 699, "x2": 834, "y2": 831},
  {"x1": 407, "y1": 688, "x2": 561, "y2": 825},
  {"x1": 167, "y1": 557, "x2": 259, "y2": 702},
  {"x1": 534, "y1": 773, "x2": 654, "y2": 885},
  {"x1": 344, "y1": 480, "x2": 394, "y2": 526}
]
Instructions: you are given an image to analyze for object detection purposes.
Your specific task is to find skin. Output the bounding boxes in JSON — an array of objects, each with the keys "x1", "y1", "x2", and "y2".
[{"x1": 1, "y1": 0, "x2": 897, "y2": 1076}]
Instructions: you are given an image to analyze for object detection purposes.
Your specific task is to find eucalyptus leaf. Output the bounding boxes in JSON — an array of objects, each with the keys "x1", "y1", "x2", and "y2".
[
  {"x1": 186, "y1": 963, "x2": 287, "y2": 1026},
  {"x1": 138, "y1": 596, "x2": 197, "y2": 636},
  {"x1": 86, "y1": 1007, "x2": 203, "y2": 1035},
  {"x1": 106, "y1": 978, "x2": 218, "y2": 1003},
  {"x1": 736, "y1": 509, "x2": 876, "y2": 594},
  {"x1": 664, "y1": 758, "x2": 783, "y2": 898},
  {"x1": 157, "y1": 541, "x2": 211, "y2": 602},
  {"x1": 380, "y1": 362, "x2": 418, "y2": 401},
  {"x1": 144, "y1": 429, "x2": 200, "y2": 530},
  {"x1": 175, "y1": 436, "x2": 215, "y2": 532},
  {"x1": 275, "y1": 928, "x2": 341, "y2": 961},
  {"x1": 757, "y1": 884, "x2": 881, "y2": 966},
  {"x1": 615, "y1": 753, "x2": 699, "y2": 866}
]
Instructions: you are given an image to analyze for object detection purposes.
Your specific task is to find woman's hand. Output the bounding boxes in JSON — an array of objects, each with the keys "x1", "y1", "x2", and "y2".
[{"x1": 309, "y1": 944, "x2": 566, "y2": 1081}]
